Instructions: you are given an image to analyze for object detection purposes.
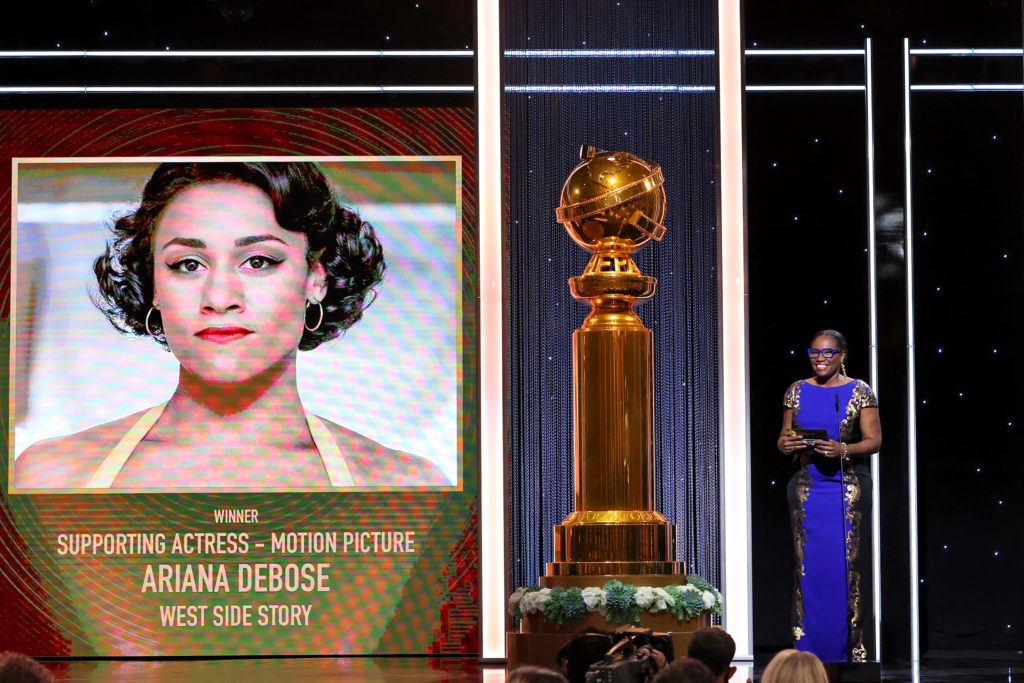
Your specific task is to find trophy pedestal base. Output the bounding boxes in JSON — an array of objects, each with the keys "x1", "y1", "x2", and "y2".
[
  {"x1": 553, "y1": 512, "x2": 678, "y2": 566},
  {"x1": 507, "y1": 572, "x2": 705, "y2": 673},
  {"x1": 544, "y1": 563, "x2": 685, "y2": 578}
]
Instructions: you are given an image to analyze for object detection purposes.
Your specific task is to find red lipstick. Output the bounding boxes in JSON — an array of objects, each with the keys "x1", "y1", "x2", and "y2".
[{"x1": 194, "y1": 327, "x2": 253, "y2": 344}]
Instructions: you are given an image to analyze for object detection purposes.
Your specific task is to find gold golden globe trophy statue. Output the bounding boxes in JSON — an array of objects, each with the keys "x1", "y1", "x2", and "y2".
[{"x1": 507, "y1": 146, "x2": 709, "y2": 669}]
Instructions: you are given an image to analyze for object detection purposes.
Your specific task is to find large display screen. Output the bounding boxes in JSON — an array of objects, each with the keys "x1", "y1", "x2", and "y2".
[{"x1": 0, "y1": 108, "x2": 478, "y2": 656}]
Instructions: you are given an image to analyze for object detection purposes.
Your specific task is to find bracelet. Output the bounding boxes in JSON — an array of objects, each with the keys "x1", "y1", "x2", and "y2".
[{"x1": 840, "y1": 442, "x2": 849, "y2": 458}]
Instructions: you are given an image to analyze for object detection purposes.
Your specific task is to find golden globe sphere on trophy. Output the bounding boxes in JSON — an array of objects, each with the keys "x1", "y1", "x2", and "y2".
[{"x1": 507, "y1": 146, "x2": 709, "y2": 669}]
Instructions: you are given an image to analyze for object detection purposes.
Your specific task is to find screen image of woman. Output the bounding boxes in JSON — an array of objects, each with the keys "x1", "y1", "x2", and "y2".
[
  {"x1": 775, "y1": 329, "x2": 882, "y2": 663},
  {"x1": 13, "y1": 161, "x2": 449, "y2": 490}
]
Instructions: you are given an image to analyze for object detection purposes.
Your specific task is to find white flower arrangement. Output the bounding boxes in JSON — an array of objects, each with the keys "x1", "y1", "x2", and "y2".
[
  {"x1": 518, "y1": 587, "x2": 551, "y2": 614},
  {"x1": 581, "y1": 586, "x2": 606, "y2": 614},
  {"x1": 508, "y1": 586, "x2": 529, "y2": 614},
  {"x1": 508, "y1": 577, "x2": 723, "y2": 626}
]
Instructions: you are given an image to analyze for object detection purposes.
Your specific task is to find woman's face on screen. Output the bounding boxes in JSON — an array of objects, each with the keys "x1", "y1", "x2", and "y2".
[{"x1": 152, "y1": 181, "x2": 325, "y2": 384}]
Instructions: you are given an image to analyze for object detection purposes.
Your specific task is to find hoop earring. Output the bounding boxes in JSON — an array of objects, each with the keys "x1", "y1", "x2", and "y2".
[
  {"x1": 144, "y1": 305, "x2": 160, "y2": 337},
  {"x1": 305, "y1": 300, "x2": 324, "y2": 332}
]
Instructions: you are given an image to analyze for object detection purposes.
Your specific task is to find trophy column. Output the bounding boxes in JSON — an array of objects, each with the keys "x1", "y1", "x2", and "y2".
[{"x1": 548, "y1": 243, "x2": 681, "y2": 577}]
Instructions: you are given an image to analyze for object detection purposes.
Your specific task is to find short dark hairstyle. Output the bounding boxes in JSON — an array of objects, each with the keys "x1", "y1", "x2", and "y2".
[
  {"x1": 687, "y1": 627, "x2": 736, "y2": 677},
  {"x1": 652, "y1": 656, "x2": 715, "y2": 683},
  {"x1": 93, "y1": 161, "x2": 385, "y2": 351},
  {"x1": 810, "y1": 329, "x2": 848, "y2": 355}
]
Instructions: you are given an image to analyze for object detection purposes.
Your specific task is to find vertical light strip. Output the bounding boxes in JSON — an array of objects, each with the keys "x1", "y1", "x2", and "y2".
[
  {"x1": 863, "y1": 37, "x2": 883, "y2": 662},
  {"x1": 718, "y1": 0, "x2": 753, "y2": 661},
  {"x1": 478, "y1": 0, "x2": 506, "y2": 662},
  {"x1": 865, "y1": 36, "x2": 879, "y2": 418},
  {"x1": 903, "y1": 36, "x2": 921, "y2": 666}
]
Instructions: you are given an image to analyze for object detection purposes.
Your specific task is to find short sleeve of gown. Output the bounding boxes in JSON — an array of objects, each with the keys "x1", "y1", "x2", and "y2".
[
  {"x1": 783, "y1": 381, "x2": 801, "y2": 409},
  {"x1": 857, "y1": 379, "x2": 879, "y2": 408}
]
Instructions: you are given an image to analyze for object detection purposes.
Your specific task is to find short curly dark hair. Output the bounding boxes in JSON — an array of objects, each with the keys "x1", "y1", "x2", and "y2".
[{"x1": 93, "y1": 161, "x2": 385, "y2": 351}]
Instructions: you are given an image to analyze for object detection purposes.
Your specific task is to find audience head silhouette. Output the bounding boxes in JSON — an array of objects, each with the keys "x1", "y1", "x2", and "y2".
[
  {"x1": 687, "y1": 627, "x2": 738, "y2": 682},
  {"x1": 761, "y1": 649, "x2": 828, "y2": 683}
]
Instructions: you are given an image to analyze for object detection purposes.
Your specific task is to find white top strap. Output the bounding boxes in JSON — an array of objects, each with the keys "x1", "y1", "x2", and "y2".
[
  {"x1": 305, "y1": 413, "x2": 354, "y2": 487},
  {"x1": 85, "y1": 402, "x2": 167, "y2": 488}
]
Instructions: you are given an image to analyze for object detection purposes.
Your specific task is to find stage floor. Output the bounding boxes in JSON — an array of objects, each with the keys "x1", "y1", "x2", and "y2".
[
  {"x1": 36, "y1": 657, "x2": 499, "y2": 682},
  {"x1": 33, "y1": 654, "x2": 1023, "y2": 682}
]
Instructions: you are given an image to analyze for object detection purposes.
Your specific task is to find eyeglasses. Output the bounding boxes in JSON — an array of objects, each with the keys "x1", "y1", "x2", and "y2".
[{"x1": 807, "y1": 347, "x2": 841, "y2": 359}]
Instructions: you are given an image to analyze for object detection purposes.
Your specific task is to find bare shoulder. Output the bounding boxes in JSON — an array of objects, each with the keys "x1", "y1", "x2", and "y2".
[
  {"x1": 12, "y1": 409, "x2": 155, "y2": 490},
  {"x1": 318, "y1": 419, "x2": 451, "y2": 488}
]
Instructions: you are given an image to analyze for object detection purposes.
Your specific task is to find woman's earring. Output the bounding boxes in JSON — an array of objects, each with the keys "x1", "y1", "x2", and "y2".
[
  {"x1": 145, "y1": 305, "x2": 160, "y2": 337},
  {"x1": 305, "y1": 300, "x2": 324, "y2": 332},
  {"x1": 841, "y1": 360, "x2": 848, "y2": 376}
]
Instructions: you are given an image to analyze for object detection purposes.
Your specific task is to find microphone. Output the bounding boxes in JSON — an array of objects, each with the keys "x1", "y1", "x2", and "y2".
[{"x1": 835, "y1": 393, "x2": 842, "y2": 458}]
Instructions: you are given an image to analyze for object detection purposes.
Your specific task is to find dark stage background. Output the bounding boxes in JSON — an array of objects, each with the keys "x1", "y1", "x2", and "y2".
[
  {"x1": 745, "y1": 0, "x2": 1024, "y2": 661},
  {"x1": 502, "y1": 1, "x2": 723, "y2": 596}
]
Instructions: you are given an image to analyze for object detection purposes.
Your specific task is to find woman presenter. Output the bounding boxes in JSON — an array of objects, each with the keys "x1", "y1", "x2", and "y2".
[
  {"x1": 776, "y1": 329, "x2": 881, "y2": 663},
  {"x1": 14, "y1": 161, "x2": 447, "y2": 490}
]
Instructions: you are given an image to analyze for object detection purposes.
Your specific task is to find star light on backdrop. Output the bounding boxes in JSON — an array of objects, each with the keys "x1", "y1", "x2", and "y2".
[{"x1": 914, "y1": 76, "x2": 1023, "y2": 649}]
